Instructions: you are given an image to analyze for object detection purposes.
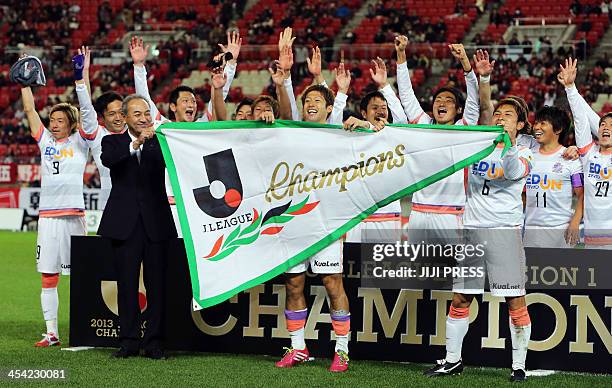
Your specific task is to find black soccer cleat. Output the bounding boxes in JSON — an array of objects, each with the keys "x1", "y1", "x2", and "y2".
[
  {"x1": 423, "y1": 359, "x2": 464, "y2": 377},
  {"x1": 510, "y1": 369, "x2": 527, "y2": 382}
]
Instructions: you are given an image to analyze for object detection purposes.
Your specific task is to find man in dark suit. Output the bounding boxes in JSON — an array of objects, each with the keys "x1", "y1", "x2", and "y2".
[{"x1": 99, "y1": 94, "x2": 177, "y2": 359}]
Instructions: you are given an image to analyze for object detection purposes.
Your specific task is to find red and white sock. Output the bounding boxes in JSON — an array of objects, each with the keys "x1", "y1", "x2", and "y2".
[{"x1": 445, "y1": 306, "x2": 469, "y2": 363}]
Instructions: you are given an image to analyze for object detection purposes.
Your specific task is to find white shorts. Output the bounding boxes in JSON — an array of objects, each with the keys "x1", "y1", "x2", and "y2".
[
  {"x1": 345, "y1": 219, "x2": 401, "y2": 243},
  {"x1": 170, "y1": 204, "x2": 182, "y2": 238},
  {"x1": 454, "y1": 227, "x2": 526, "y2": 297},
  {"x1": 523, "y1": 224, "x2": 572, "y2": 248},
  {"x1": 286, "y1": 239, "x2": 343, "y2": 274},
  {"x1": 37, "y1": 216, "x2": 87, "y2": 275},
  {"x1": 404, "y1": 210, "x2": 463, "y2": 243}
]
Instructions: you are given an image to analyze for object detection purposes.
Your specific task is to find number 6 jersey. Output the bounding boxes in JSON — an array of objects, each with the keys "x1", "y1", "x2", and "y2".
[
  {"x1": 33, "y1": 125, "x2": 89, "y2": 217},
  {"x1": 463, "y1": 144, "x2": 534, "y2": 228}
]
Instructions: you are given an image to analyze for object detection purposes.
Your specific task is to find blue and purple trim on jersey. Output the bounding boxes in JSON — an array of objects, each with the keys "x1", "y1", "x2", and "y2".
[{"x1": 571, "y1": 173, "x2": 584, "y2": 188}]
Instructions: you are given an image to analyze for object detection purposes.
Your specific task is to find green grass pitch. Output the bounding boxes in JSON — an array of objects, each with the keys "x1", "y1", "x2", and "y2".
[{"x1": 0, "y1": 231, "x2": 609, "y2": 386}]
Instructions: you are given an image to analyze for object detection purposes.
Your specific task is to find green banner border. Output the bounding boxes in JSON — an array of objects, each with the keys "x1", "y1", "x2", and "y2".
[{"x1": 157, "y1": 120, "x2": 508, "y2": 308}]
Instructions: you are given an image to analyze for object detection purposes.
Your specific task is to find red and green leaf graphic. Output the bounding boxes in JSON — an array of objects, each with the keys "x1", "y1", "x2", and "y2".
[{"x1": 203, "y1": 196, "x2": 319, "y2": 261}]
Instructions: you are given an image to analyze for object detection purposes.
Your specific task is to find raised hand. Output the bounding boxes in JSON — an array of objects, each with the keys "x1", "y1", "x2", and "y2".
[
  {"x1": 557, "y1": 57, "x2": 577, "y2": 88},
  {"x1": 211, "y1": 66, "x2": 227, "y2": 90},
  {"x1": 129, "y1": 36, "x2": 149, "y2": 66},
  {"x1": 269, "y1": 62, "x2": 287, "y2": 86},
  {"x1": 394, "y1": 35, "x2": 408, "y2": 52},
  {"x1": 219, "y1": 30, "x2": 242, "y2": 61},
  {"x1": 369, "y1": 57, "x2": 388, "y2": 88},
  {"x1": 448, "y1": 43, "x2": 471, "y2": 71},
  {"x1": 473, "y1": 49, "x2": 495, "y2": 77},
  {"x1": 79, "y1": 46, "x2": 91, "y2": 72},
  {"x1": 335, "y1": 62, "x2": 351, "y2": 94},
  {"x1": 278, "y1": 27, "x2": 295, "y2": 51},
  {"x1": 278, "y1": 45, "x2": 293, "y2": 71},
  {"x1": 307, "y1": 46, "x2": 322, "y2": 78}
]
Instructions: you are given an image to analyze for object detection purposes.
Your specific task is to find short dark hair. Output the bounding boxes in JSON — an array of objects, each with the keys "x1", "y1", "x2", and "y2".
[
  {"x1": 301, "y1": 85, "x2": 335, "y2": 108},
  {"x1": 235, "y1": 98, "x2": 254, "y2": 115},
  {"x1": 94, "y1": 91, "x2": 123, "y2": 116},
  {"x1": 168, "y1": 85, "x2": 196, "y2": 120},
  {"x1": 251, "y1": 95, "x2": 280, "y2": 118},
  {"x1": 495, "y1": 96, "x2": 531, "y2": 134},
  {"x1": 432, "y1": 87, "x2": 466, "y2": 121},
  {"x1": 600, "y1": 112, "x2": 612, "y2": 126},
  {"x1": 359, "y1": 91, "x2": 393, "y2": 123},
  {"x1": 535, "y1": 106, "x2": 571, "y2": 143}
]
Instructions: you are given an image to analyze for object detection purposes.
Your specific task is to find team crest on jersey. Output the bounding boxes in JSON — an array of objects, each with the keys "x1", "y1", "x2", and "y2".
[{"x1": 552, "y1": 162, "x2": 563, "y2": 174}]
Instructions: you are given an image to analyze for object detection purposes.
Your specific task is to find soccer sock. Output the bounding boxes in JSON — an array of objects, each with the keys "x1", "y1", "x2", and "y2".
[
  {"x1": 285, "y1": 309, "x2": 307, "y2": 350},
  {"x1": 331, "y1": 310, "x2": 350, "y2": 354},
  {"x1": 41, "y1": 287, "x2": 58, "y2": 336},
  {"x1": 445, "y1": 306, "x2": 469, "y2": 363},
  {"x1": 509, "y1": 306, "x2": 531, "y2": 371}
]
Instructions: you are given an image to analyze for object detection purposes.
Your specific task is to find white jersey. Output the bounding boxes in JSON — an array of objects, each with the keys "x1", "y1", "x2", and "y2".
[
  {"x1": 517, "y1": 133, "x2": 539, "y2": 152},
  {"x1": 396, "y1": 62, "x2": 480, "y2": 214},
  {"x1": 34, "y1": 126, "x2": 89, "y2": 217},
  {"x1": 75, "y1": 83, "x2": 126, "y2": 210},
  {"x1": 464, "y1": 144, "x2": 534, "y2": 228},
  {"x1": 566, "y1": 86, "x2": 612, "y2": 245},
  {"x1": 525, "y1": 146, "x2": 583, "y2": 227}
]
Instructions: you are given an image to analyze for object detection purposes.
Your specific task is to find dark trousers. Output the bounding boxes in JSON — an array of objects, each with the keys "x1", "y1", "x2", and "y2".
[{"x1": 111, "y1": 216, "x2": 167, "y2": 352}]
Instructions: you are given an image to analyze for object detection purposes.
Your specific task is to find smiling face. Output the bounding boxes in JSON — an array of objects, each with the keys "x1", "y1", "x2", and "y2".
[
  {"x1": 125, "y1": 98, "x2": 152, "y2": 136},
  {"x1": 432, "y1": 91, "x2": 458, "y2": 125},
  {"x1": 533, "y1": 119, "x2": 560, "y2": 146},
  {"x1": 493, "y1": 104, "x2": 525, "y2": 138},
  {"x1": 302, "y1": 90, "x2": 332, "y2": 123},
  {"x1": 252, "y1": 101, "x2": 273, "y2": 120},
  {"x1": 170, "y1": 91, "x2": 197, "y2": 122},
  {"x1": 102, "y1": 100, "x2": 125, "y2": 133},
  {"x1": 362, "y1": 96, "x2": 388, "y2": 124},
  {"x1": 49, "y1": 111, "x2": 72, "y2": 140},
  {"x1": 599, "y1": 116, "x2": 612, "y2": 149}
]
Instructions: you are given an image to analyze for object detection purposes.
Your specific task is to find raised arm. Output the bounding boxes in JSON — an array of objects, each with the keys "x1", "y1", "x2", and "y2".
[
  {"x1": 277, "y1": 27, "x2": 301, "y2": 120},
  {"x1": 206, "y1": 31, "x2": 241, "y2": 118},
  {"x1": 370, "y1": 57, "x2": 408, "y2": 124},
  {"x1": 271, "y1": 60, "x2": 292, "y2": 120},
  {"x1": 558, "y1": 58, "x2": 595, "y2": 152},
  {"x1": 130, "y1": 36, "x2": 164, "y2": 122},
  {"x1": 473, "y1": 49, "x2": 495, "y2": 125},
  {"x1": 211, "y1": 66, "x2": 228, "y2": 121},
  {"x1": 394, "y1": 35, "x2": 427, "y2": 122},
  {"x1": 328, "y1": 62, "x2": 350, "y2": 125},
  {"x1": 449, "y1": 44, "x2": 479, "y2": 125},
  {"x1": 307, "y1": 46, "x2": 325, "y2": 86},
  {"x1": 73, "y1": 46, "x2": 98, "y2": 137},
  {"x1": 21, "y1": 86, "x2": 44, "y2": 141}
]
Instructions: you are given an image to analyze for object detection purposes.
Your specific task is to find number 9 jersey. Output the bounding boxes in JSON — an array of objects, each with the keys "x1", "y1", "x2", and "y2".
[
  {"x1": 34, "y1": 125, "x2": 89, "y2": 217},
  {"x1": 463, "y1": 144, "x2": 534, "y2": 228}
]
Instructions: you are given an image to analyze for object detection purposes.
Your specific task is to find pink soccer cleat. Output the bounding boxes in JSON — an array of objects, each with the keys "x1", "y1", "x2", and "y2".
[
  {"x1": 35, "y1": 333, "x2": 60, "y2": 347},
  {"x1": 275, "y1": 347, "x2": 309, "y2": 368},
  {"x1": 329, "y1": 351, "x2": 349, "y2": 372}
]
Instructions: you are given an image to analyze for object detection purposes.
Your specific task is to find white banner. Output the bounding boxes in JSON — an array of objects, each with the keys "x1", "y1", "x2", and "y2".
[{"x1": 157, "y1": 120, "x2": 507, "y2": 309}]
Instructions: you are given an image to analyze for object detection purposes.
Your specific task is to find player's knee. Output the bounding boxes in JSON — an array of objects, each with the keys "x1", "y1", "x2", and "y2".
[
  {"x1": 321, "y1": 273, "x2": 344, "y2": 299},
  {"x1": 506, "y1": 296, "x2": 526, "y2": 310},
  {"x1": 451, "y1": 293, "x2": 473, "y2": 308},
  {"x1": 285, "y1": 273, "x2": 305, "y2": 299},
  {"x1": 41, "y1": 273, "x2": 59, "y2": 288}
]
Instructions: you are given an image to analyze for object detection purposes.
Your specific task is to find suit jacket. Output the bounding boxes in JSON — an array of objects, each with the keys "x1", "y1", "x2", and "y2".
[{"x1": 98, "y1": 131, "x2": 177, "y2": 242}]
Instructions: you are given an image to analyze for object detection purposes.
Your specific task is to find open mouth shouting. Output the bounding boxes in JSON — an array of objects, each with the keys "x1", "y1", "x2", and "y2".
[{"x1": 184, "y1": 109, "x2": 195, "y2": 121}]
